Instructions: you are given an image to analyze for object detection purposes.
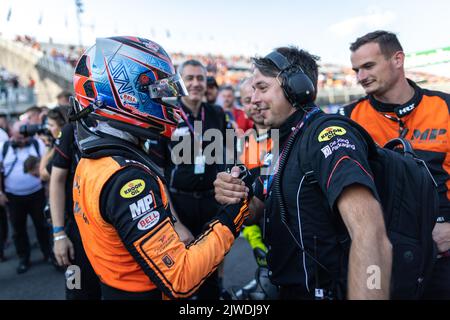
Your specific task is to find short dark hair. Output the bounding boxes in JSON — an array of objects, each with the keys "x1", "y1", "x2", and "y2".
[
  {"x1": 252, "y1": 46, "x2": 320, "y2": 91},
  {"x1": 24, "y1": 105, "x2": 41, "y2": 115},
  {"x1": 57, "y1": 91, "x2": 72, "y2": 101},
  {"x1": 206, "y1": 76, "x2": 218, "y2": 88},
  {"x1": 219, "y1": 85, "x2": 234, "y2": 93},
  {"x1": 177, "y1": 59, "x2": 206, "y2": 76},
  {"x1": 47, "y1": 106, "x2": 68, "y2": 127},
  {"x1": 350, "y1": 30, "x2": 403, "y2": 59}
]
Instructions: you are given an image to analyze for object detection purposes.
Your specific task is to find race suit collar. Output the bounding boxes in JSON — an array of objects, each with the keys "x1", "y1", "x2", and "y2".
[
  {"x1": 368, "y1": 79, "x2": 423, "y2": 118},
  {"x1": 279, "y1": 109, "x2": 306, "y2": 143}
]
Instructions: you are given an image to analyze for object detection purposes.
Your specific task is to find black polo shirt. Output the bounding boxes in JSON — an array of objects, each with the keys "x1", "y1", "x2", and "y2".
[
  {"x1": 164, "y1": 100, "x2": 227, "y2": 191},
  {"x1": 261, "y1": 108, "x2": 379, "y2": 299},
  {"x1": 52, "y1": 122, "x2": 78, "y2": 220}
]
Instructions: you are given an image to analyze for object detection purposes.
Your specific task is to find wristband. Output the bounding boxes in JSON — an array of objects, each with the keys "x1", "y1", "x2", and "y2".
[
  {"x1": 52, "y1": 226, "x2": 65, "y2": 234},
  {"x1": 53, "y1": 235, "x2": 68, "y2": 241}
]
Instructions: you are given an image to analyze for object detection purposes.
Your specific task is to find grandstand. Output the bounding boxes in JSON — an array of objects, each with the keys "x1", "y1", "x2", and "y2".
[{"x1": 1, "y1": 35, "x2": 449, "y2": 114}]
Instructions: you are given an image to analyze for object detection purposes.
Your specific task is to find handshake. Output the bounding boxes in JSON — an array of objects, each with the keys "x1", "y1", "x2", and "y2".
[
  {"x1": 213, "y1": 166, "x2": 254, "y2": 238},
  {"x1": 214, "y1": 165, "x2": 253, "y2": 205}
]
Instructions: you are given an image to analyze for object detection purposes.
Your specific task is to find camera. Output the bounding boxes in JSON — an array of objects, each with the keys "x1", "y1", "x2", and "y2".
[
  {"x1": 20, "y1": 115, "x2": 51, "y2": 137},
  {"x1": 19, "y1": 123, "x2": 49, "y2": 137}
]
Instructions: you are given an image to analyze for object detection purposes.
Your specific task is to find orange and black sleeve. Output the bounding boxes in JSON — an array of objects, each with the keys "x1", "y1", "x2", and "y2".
[{"x1": 100, "y1": 165, "x2": 235, "y2": 299}]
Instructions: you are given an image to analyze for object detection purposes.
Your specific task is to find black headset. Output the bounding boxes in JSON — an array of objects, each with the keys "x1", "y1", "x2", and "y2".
[{"x1": 265, "y1": 51, "x2": 316, "y2": 108}]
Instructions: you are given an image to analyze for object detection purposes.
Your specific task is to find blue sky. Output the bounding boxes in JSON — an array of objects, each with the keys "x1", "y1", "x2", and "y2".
[{"x1": 1, "y1": 0, "x2": 449, "y2": 69}]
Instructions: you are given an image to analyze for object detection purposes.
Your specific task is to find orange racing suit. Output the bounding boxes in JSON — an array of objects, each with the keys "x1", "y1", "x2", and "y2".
[
  {"x1": 73, "y1": 155, "x2": 248, "y2": 299},
  {"x1": 340, "y1": 79, "x2": 450, "y2": 222}
]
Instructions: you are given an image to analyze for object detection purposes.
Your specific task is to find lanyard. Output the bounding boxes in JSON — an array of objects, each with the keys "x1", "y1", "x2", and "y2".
[
  {"x1": 179, "y1": 106, "x2": 205, "y2": 158},
  {"x1": 179, "y1": 105, "x2": 205, "y2": 137},
  {"x1": 382, "y1": 113, "x2": 409, "y2": 138},
  {"x1": 265, "y1": 108, "x2": 321, "y2": 193}
]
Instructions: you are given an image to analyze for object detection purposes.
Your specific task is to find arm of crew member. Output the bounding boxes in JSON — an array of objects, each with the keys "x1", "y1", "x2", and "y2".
[
  {"x1": 432, "y1": 222, "x2": 450, "y2": 253},
  {"x1": 337, "y1": 184, "x2": 392, "y2": 300},
  {"x1": 0, "y1": 173, "x2": 7, "y2": 206},
  {"x1": 214, "y1": 169, "x2": 265, "y2": 223},
  {"x1": 49, "y1": 166, "x2": 74, "y2": 266},
  {"x1": 247, "y1": 196, "x2": 264, "y2": 225},
  {"x1": 39, "y1": 147, "x2": 54, "y2": 181}
]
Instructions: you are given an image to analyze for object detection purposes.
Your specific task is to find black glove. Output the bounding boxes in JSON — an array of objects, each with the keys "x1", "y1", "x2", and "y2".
[{"x1": 217, "y1": 199, "x2": 250, "y2": 238}]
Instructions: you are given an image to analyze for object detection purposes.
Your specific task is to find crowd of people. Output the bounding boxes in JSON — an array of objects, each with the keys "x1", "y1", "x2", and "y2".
[
  {"x1": 0, "y1": 92, "x2": 72, "y2": 272},
  {"x1": 13, "y1": 35, "x2": 84, "y2": 68},
  {"x1": 0, "y1": 30, "x2": 449, "y2": 301},
  {"x1": 10, "y1": 34, "x2": 450, "y2": 92},
  {"x1": 0, "y1": 67, "x2": 36, "y2": 108}
]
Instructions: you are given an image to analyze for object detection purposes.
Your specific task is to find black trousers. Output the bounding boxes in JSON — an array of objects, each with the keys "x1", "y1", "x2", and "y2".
[
  {"x1": 170, "y1": 192, "x2": 222, "y2": 299},
  {"x1": 423, "y1": 257, "x2": 450, "y2": 300},
  {"x1": 6, "y1": 189, "x2": 50, "y2": 262},
  {"x1": 65, "y1": 218, "x2": 102, "y2": 300},
  {"x1": 100, "y1": 283, "x2": 162, "y2": 300},
  {"x1": 0, "y1": 205, "x2": 8, "y2": 255}
]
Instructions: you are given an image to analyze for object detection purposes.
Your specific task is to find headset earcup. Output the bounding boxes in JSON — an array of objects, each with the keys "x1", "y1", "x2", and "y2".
[
  {"x1": 286, "y1": 73, "x2": 315, "y2": 106},
  {"x1": 279, "y1": 73, "x2": 294, "y2": 106}
]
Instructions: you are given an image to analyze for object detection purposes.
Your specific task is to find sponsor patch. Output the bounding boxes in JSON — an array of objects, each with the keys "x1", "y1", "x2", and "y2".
[
  {"x1": 120, "y1": 179, "x2": 146, "y2": 198},
  {"x1": 172, "y1": 127, "x2": 190, "y2": 137},
  {"x1": 142, "y1": 39, "x2": 160, "y2": 52},
  {"x1": 321, "y1": 145, "x2": 333, "y2": 158},
  {"x1": 162, "y1": 254, "x2": 174, "y2": 268},
  {"x1": 321, "y1": 138, "x2": 356, "y2": 158},
  {"x1": 137, "y1": 210, "x2": 160, "y2": 230},
  {"x1": 156, "y1": 233, "x2": 177, "y2": 254},
  {"x1": 129, "y1": 194, "x2": 154, "y2": 219},
  {"x1": 120, "y1": 93, "x2": 138, "y2": 104},
  {"x1": 318, "y1": 126, "x2": 347, "y2": 142}
]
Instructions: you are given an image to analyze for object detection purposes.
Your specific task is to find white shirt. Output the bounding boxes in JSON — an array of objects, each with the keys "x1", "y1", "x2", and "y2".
[
  {"x1": 0, "y1": 129, "x2": 8, "y2": 143},
  {"x1": 0, "y1": 139, "x2": 45, "y2": 196}
]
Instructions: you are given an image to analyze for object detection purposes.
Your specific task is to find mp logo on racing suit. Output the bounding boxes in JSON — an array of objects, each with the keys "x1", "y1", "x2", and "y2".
[
  {"x1": 318, "y1": 126, "x2": 347, "y2": 142},
  {"x1": 129, "y1": 194, "x2": 155, "y2": 219},
  {"x1": 120, "y1": 179, "x2": 146, "y2": 198}
]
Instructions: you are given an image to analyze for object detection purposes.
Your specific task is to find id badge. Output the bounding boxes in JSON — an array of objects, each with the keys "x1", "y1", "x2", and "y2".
[
  {"x1": 236, "y1": 138, "x2": 243, "y2": 153},
  {"x1": 194, "y1": 155, "x2": 206, "y2": 175}
]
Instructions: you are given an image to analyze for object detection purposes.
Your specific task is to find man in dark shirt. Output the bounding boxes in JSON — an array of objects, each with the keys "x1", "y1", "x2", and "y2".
[
  {"x1": 164, "y1": 59, "x2": 228, "y2": 299},
  {"x1": 214, "y1": 47, "x2": 392, "y2": 299},
  {"x1": 50, "y1": 122, "x2": 102, "y2": 299}
]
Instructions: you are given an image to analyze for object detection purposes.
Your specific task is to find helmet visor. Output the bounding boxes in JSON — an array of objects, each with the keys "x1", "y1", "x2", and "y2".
[{"x1": 149, "y1": 73, "x2": 188, "y2": 99}]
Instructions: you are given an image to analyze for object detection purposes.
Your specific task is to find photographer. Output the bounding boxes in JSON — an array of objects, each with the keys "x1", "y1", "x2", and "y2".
[
  {"x1": 21, "y1": 105, "x2": 43, "y2": 125},
  {"x1": 0, "y1": 120, "x2": 50, "y2": 274}
]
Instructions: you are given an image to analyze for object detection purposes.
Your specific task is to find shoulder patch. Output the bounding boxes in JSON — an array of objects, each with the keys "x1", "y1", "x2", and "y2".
[
  {"x1": 120, "y1": 179, "x2": 146, "y2": 198},
  {"x1": 318, "y1": 126, "x2": 347, "y2": 142},
  {"x1": 137, "y1": 210, "x2": 160, "y2": 230}
]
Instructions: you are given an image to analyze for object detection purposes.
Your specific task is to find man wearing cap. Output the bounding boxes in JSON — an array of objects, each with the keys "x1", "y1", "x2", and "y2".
[{"x1": 206, "y1": 76, "x2": 219, "y2": 105}]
